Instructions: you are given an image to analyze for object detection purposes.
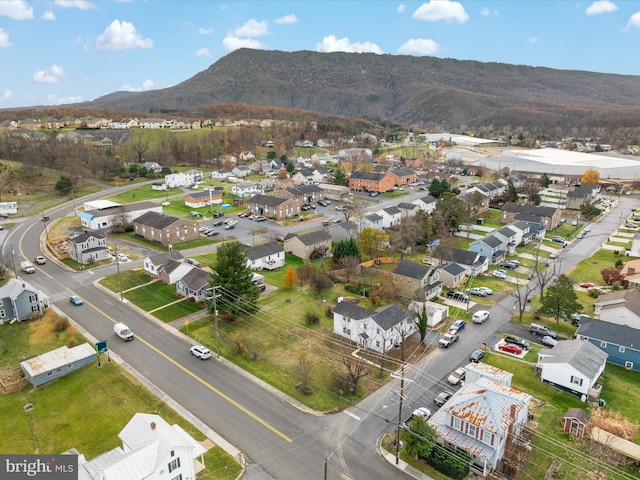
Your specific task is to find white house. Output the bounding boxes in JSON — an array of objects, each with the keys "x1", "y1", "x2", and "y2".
[
  {"x1": 359, "y1": 213, "x2": 383, "y2": 231},
  {"x1": 142, "y1": 251, "x2": 184, "y2": 279},
  {"x1": 151, "y1": 182, "x2": 167, "y2": 191},
  {"x1": 378, "y1": 206, "x2": 402, "y2": 229},
  {"x1": 407, "y1": 300, "x2": 448, "y2": 327},
  {"x1": 242, "y1": 241, "x2": 285, "y2": 271},
  {"x1": 333, "y1": 299, "x2": 416, "y2": 353},
  {"x1": 537, "y1": 340, "x2": 608, "y2": 397},
  {"x1": 231, "y1": 182, "x2": 264, "y2": 198},
  {"x1": 73, "y1": 413, "x2": 207, "y2": 480},
  {"x1": 141, "y1": 161, "x2": 163, "y2": 174},
  {"x1": 78, "y1": 201, "x2": 162, "y2": 230},
  {"x1": 165, "y1": 171, "x2": 200, "y2": 188},
  {"x1": 109, "y1": 118, "x2": 138, "y2": 129},
  {"x1": 593, "y1": 289, "x2": 640, "y2": 329},
  {"x1": 412, "y1": 195, "x2": 437, "y2": 215},
  {"x1": 211, "y1": 170, "x2": 232, "y2": 179}
]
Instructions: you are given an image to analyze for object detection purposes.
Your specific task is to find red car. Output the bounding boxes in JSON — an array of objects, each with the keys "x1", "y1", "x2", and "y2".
[
  {"x1": 499, "y1": 343, "x2": 523, "y2": 355},
  {"x1": 579, "y1": 282, "x2": 597, "y2": 289}
]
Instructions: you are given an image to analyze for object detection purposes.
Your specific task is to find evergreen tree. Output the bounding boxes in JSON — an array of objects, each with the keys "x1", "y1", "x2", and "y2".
[
  {"x1": 210, "y1": 241, "x2": 260, "y2": 318},
  {"x1": 55, "y1": 176, "x2": 73, "y2": 195},
  {"x1": 333, "y1": 167, "x2": 348, "y2": 186},
  {"x1": 332, "y1": 238, "x2": 361, "y2": 261},
  {"x1": 540, "y1": 274, "x2": 582, "y2": 323}
]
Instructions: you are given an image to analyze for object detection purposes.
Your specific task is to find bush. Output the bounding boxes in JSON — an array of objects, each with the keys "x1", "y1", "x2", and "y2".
[
  {"x1": 344, "y1": 283, "x2": 369, "y2": 296},
  {"x1": 304, "y1": 311, "x2": 321, "y2": 325},
  {"x1": 428, "y1": 446, "x2": 469, "y2": 480},
  {"x1": 53, "y1": 316, "x2": 70, "y2": 332},
  {"x1": 66, "y1": 337, "x2": 79, "y2": 348},
  {"x1": 325, "y1": 306, "x2": 333, "y2": 318}
]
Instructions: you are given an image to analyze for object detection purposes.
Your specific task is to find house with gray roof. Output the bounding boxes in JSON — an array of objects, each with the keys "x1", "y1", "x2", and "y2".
[
  {"x1": 142, "y1": 251, "x2": 185, "y2": 278},
  {"x1": 537, "y1": 339, "x2": 608, "y2": 397},
  {"x1": 0, "y1": 278, "x2": 48, "y2": 321},
  {"x1": 459, "y1": 190, "x2": 490, "y2": 214},
  {"x1": 176, "y1": 268, "x2": 211, "y2": 302},
  {"x1": 68, "y1": 231, "x2": 110, "y2": 265},
  {"x1": 397, "y1": 202, "x2": 419, "y2": 218},
  {"x1": 133, "y1": 212, "x2": 199, "y2": 246},
  {"x1": 593, "y1": 289, "x2": 640, "y2": 329},
  {"x1": 328, "y1": 221, "x2": 358, "y2": 243},
  {"x1": 566, "y1": 183, "x2": 598, "y2": 210},
  {"x1": 284, "y1": 230, "x2": 332, "y2": 260},
  {"x1": 513, "y1": 213, "x2": 547, "y2": 239},
  {"x1": 276, "y1": 184, "x2": 324, "y2": 204},
  {"x1": 242, "y1": 241, "x2": 284, "y2": 270},
  {"x1": 432, "y1": 246, "x2": 488, "y2": 276},
  {"x1": 412, "y1": 195, "x2": 437, "y2": 215},
  {"x1": 246, "y1": 194, "x2": 299, "y2": 220},
  {"x1": 392, "y1": 260, "x2": 442, "y2": 300},
  {"x1": 360, "y1": 213, "x2": 383, "y2": 231},
  {"x1": 333, "y1": 299, "x2": 416, "y2": 353},
  {"x1": 428, "y1": 377, "x2": 531, "y2": 476},
  {"x1": 575, "y1": 315, "x2": 640, "y2": 372},
  {"x1": 436, "y1": 262, "x2": 467, "y2": 289},
  {"x1": 388, "y1": 167, "x2": 417, "y2": 186},
  {"x1": 501, "y1": 202, "x2": 562, "y2": 230},
  {"x1": 493, "y1": 226, "x2": 519, "y2": 254},
  {"x1": 509, "y1": 221, "x2": 533, "y2": 245},
  {"x1": 469, "y1": 234, "x2": 506, "y2": 265},
  {"x1": 379, "y1": 206, "x2": 402, "y2": 229}
]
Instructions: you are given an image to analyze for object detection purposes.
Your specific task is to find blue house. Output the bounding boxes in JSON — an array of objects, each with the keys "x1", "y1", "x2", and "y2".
[
  {"x1": 21, "y1": 343, "x2": 96, "y2": 387},
  {"x1": 0, "y1": 278, "x2": 47, "y2": 321},
  {"x1": 575, "y1": 315, "x2": 640, "y2": 372},
  {"x1": 469, "y1": 234, "x2": 506, "y2": 265}
]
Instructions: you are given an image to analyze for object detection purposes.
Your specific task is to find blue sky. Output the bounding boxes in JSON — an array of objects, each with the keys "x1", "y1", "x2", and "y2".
[{"x1": 1, "y1": 0, "x2": 639, "y2": 109}]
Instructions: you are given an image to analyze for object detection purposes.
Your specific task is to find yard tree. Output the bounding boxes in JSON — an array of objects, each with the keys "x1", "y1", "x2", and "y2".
[
  {"x1": 286, "y1": 160, "x2": 295, "y2": 173},
  {"x1": 336, "y1": 255, "x2": 360, "y2": 283},
  {"x1": 433, "y1": 193, "x2": 467, "y2": 237},
  {"x1": 601, "y1": 267, "x2": 623, "y2": 286},
  {"x1": 428, "y1": 178, "x2": 452, "y2": 198},
  {"x1": 357, "y1": 227, "x2": 388, "y2": 261},
  {"x1": 404, "y1": 416, "x2": 436, "y2": 460},
  {"x1": 127, "y1": 131, "x2": 150, "y2": 163},
  {"x1": 391, "y1": 215, "x2": 423, "y2": 259},
  {"x1": 414, "y1": 304, "x2": 429, "y2": 344},
  {"x1": 539, "y1": 274, "x2": 582, "y2": 323},
  {"x1": 332, "y1": 238, "x2": 360, "y2": 262},
  {"x1": 284, "y1": 266, "x2": 297, "y2": 289},
  {"x1": 333, "y1": 167, "x2": 348, "y2": 186},
  {"x1": 582, "y1": 169, "x2": 600, "y2": 185},
  {"x1": 503, "y1": 180, "x2": 518, "y2": 203},
  {"x1": 210, "y1": 241, "x2": 260, "y2": 318},
  {"x1": 341, "y1": 198, "x2": 365, "y2": 222},
  {"x1": 55, "y1": 176, "x2": 73, "y2": 195}
]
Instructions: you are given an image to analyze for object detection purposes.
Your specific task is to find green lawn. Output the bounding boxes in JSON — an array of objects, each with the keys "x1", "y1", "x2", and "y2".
[
  {"x1": 124, "y1": 281, "x2": 185, "y2": 311},
  {"x1": 153, "y1": 300, "x2": 204, "y2": 322},
  {"x1": 106, "y1": 186, "x2": 182, "y2": 204},
  {"x1": 100, "y1": 268, "x2": 150, "y2": 292},
  {"x1": 565, "y1": 249, "x2": 622, "y2": 283}
]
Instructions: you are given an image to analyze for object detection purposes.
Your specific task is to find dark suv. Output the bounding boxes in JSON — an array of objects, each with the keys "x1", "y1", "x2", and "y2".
[
  {"x1": 447, "y1": 291, "x2": 469, "y2": 303},
  {"x1": 469, "y1": 349, "x2": 485, "y2": 363}
]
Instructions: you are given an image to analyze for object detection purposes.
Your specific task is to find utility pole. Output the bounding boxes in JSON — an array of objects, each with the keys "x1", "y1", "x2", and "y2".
[
  {"x1": 114, "y1": 241, "x2": 123, "y2": 301},
  {"x1": 395, "y1": 361, "x2": 406, "y2": 465},
  {"x1": 206, "y1": 286, "x2": 221, "y2": 358},
  {"x1": 10, "y1": 245, "x2": 17, "y2": 278}
]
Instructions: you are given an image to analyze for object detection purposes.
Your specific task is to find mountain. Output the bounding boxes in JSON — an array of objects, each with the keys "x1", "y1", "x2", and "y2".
[{"x1": 83, "y1": 48, "x2": 640, "y2": 138}]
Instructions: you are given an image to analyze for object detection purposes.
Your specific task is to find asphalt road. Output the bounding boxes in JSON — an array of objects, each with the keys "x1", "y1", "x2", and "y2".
[{"x1": 4, "y1": 183, "x2": 636, "y2": 480}]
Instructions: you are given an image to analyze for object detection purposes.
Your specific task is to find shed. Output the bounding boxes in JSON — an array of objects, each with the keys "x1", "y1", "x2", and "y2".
[
  {"x1": 563, "y1": 408, "x2": 590, "y2": 438},
  {"x1": 21, "y1": 343, "x2": 96, "y2": 387}
]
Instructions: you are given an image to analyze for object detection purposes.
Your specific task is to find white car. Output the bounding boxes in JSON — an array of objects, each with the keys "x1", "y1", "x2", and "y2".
[
  {"x1": 404, "y1": 407, "x2": 432, "y2": 427},
  {"x1": 447, "y1": 367, "x2": 466, "y2": 385},
  {"x1": 478, "y1": 287, "x2": 493, "y2": 295},
  {"x1": 492, "y1": 270, "x2": 507, "y2": 279},
  {"x1": 161, "y1": 201, "x2": 171, "y2": 207},
  {"x1": 190, "y1": 345, "x2": 212, "y2": 360},
  {"x1": 472, "y1": 310, "x2": 490, "y2": 324},
  {"x1": 117, "y1": 253, "x2": 128, "y2": 262}
]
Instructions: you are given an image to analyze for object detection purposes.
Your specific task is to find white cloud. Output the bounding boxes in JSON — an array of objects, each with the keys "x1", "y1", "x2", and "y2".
[
  {"x1": 196, "y1": 47, "x2": 211, "y2": 57},
  {"x1": 46, "y1": 93, "x2": 82, "y2": 105},
  {"x1": 2, "y1": 90, "x2": 14, "y2": 100},
  {"x1": 397, "y1": 4, "x2": 406, "y2": 14},
  {"x1": 627, "y1": 11, "x2": 640, "y2": 28},
  {"x1": 398, "y1": 38, "x2": 440, "y2": 55},
  {"x1": 480, "y1": 7, "x2": 490, "y2": 16},
  {"x1": 233, "y1": 19, "x2": 268, "y2": 37},
  {"x1": 198, "y1": 27, "x2": 213, "y2": 34},
  {"x1": 586, "y1": 0, "x2": 618, "y2": 15},
  {"x1": 0, "y1": 1, "x2": 33, "y2": 20},
  {"x1": 222, "y1": 36, "x2": 265, "y2": 51},
  {"x1": 119, "y1": 79, "x2": 154, "y2": 92},
  {"x1": 276, "y1": 14, "x2": 298, "y2": 25},
  {"x1": 42, "y1": 10, "x2": 56, "y2": 20},
  {"x1": 316, "y1": 35, "x2": 383, "y2": 54},
  {"x1": 529, "y1": 37, "x2": 540, "y2": 43},
  {"x1": 34, "y1": 64, "x2": 64, "y2": 83},
  {"x1": 413, "y1": 0, "x2": 469, "y2": 23},
  {"x1": 54, "y1": 0, "x2": 95, "y2": 10},
  {"x1": 96, "y1": 20, "x2": 153, "y2": 50},
  {"x1": 0, "y1": 29, "x2": 11, "y2": 47}
]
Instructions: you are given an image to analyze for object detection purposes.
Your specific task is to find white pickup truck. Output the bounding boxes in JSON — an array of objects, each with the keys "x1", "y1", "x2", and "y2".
[
  {"x1": 114, "y1": 322, "x2": 134, "y2": 341},
  {"x1": 20, "y1": 261, "x2": 36, "y2": 274}
]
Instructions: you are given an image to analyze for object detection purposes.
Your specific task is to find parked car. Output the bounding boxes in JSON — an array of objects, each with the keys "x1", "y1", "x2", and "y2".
[
  {"x1": 469, "y1": 349, "x2": 485, "y2": 363},
  {"x1": 499, "y1": 343, "x2": 523, "y2": 355},
  {"x1": 318, "y1": 201, "x2": 328, "y2": 207},
  {"x1": 225, "y1": 223, "x2": 236, "y2": 230},
  {"x1": 186, "y1": 258, "x2": 203, "y2": 268},
  {"x1": 478, "y1": 287, "x2": 493, "y2": 295},
  {"x1": 504, "y1": 336, "x2": 531, "y2": 350},
  {"x1": 368, "y1": 191, "x2": 379, "y2": 197},
  {"x1": 117, "y1": 253, "x2": 128, "y2": 262},
  {"x1": 552, "y1": 236, "x2": 567, "y2": 244},
  {"x1": 467, "y1": 287, "x2": 487, "y2": 297},
  {"x1": 438, "y1": 332, "x2": 459, "y2": 348},
  {"x1": 190, "y1": 345, "x2": 212, "y2": 360},
  {"x1": 529, "y1": 323, "x2": 557, "y2": 338},
  {"x1": 449, "y1": 320, "x2": 466, "y2": 333},
  {"x1": 501, "y1": 261, "x2": 519, "y2": 269},
  {"x1": 213, "y1": 220, "x2": 224, "y2": 227},
  {"x1": 212, "y1": 211, "x2": 224, "y2": 218},
  {"x1": 541, "y1": 335, "x2": 559, "y2": 348},
  {"x1": 69, "y1": 295, "x2": 84, "y2": 306},
  {"x1": 42, "y1": 215, "x2": 50, "y2": 222},
  {"x1": 492, "y1": 270, "x2": 508, "y2": 279},
  {"x1": 549, "y1": 252, "x2": 558, "y2": 259},
  {"x1": 433, "y1": 391, "x2": 453, "y2": 407},
  {"x1": 446, "y1": 291, "x2": 469, "y2": 302},
  {"x1": 207, "y1": 230, "x2": 220, "y2": 236},
  {"x1": 579, "y1": 282, "x2": 597, "y2": 289},
  {"x1": 472, "y1": 310, "x2": 490, "y2": 324},
  {"x1": 404, "y1": 407, "x2": 432, "y2": 427},
  {"x1": 447, "y1": 367, "x2": 466, "y2": 385},
  {"x1": 255, "y1": 216, "x2": 267, "y2": 222}
]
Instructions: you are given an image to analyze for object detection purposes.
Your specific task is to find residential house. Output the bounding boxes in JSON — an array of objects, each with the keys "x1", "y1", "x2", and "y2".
[
  {"x1": 232, "y1": 165, "x2": 252, "y2": 178},
  {"x1": 262, "y1": 140, "x2": 275, "y2": 148},
  {"x1": 566, "y1": 183, "x2": 598, "y2": 210},
  {"x1": 73, "y1": 413, "x2": 206, "y2": 480},
  {"x1": 432, "y1": 246, "x2": 489, "y2": 276},
  {"x1": 469, "y1": 234, "x2": 506, "y2": 265},
  {"x1": 392, "y1": 260, "x2": 442, "y2": 300},
  {"x1": 388, "y1": 167, "x2": 417, "y2": 186},
  {"x1": 294, "y1": 139, "x2": 314, "y2": 148},
  {"x1": 513, "y1": 213, "x2": 547, "y2": 240},
  {"x1": 242, "y1": 242, "x2": 285, "y2": 270},
  {"x1": 133, "y1": 212, "x2": 199, "y2": 246},
  {"x1": 436, "y1": 263, "x2": 467, "y2": 289},
  {"x1": 183, "y1": 190, "x2": 223, "y2": 208},
  {"x1": 231, "y1": 182, "x2": 264, "y2": 198},
  {"x1": 109, "y1": 118, "x2": 138, "y2": 129},
  {"x1": 292, "y1": 168, "x2": 330, "y2": 185},
  {"x1": 500, "y1": 202, "x2": 562, "y2": 230},
  {"x1": 397, "y1": 202, "x2": 419, "y2": 219},
  {"x1": 317, "y1": 138, "x2": 334, "y2": 148},
  {"x1": 184, "y1": 169, "x2": 204, "y2": 182},
  {"x1": 379, "y1": 206, "x2": 402, "y2": 229},
  {"x1": 142, "y1": 251, "x2": 185, "y2": 279},
  {"x1": 138, "y1": 118, "x2": 168, "y2": 129},
  {"x1": 509, "y1": 221, "x2": 534, "y2": 246},
  {"x1": 348, "y1": 171, "x2": 395, "y2": 193},
  {"x1": 99, "y1": 137, "x2": 113, "y2": 148},
  {"x1": 333, "y1": 299, "x2": 416, "y2": 353},
  {"x1": 239, "y1": 151, "x2": 255, "y2": 162},
  {"x1": 593, "y1": 289, "x2": 640, "y2": 329},
  {"x1": 157, "y1": 259, "x2": 193, "y2": 285},
  {"x1": 284, "y1": 230, "x2": 332, "y2": 260},
  {"x1": 176, "y1": 268, "x2": 211, "y2": 302},
  {"x1": 428, "y1": 377, "x2": 531, "y2": 476},
  {"x1": 403, "y1": 157, "x2": 421, "y2": 168},
  {"x1": 620, "y1": 259, "x2": 640, "y2": 289},
  {"x1": 537, "y1": 339, "x2": 608, "y2": 397},
  {"x1": 407, "y1": 300, "x2": 449, "y2": 327},
  {"x1": 151, "y1": 182, "x2": 167, "y2": 191},
  {"x1": 359, "y1": 213, "x2": 383, "y2": 231},
  {"x1": 0, "y1": 279, "x2": 48, "y2": 321},
  {"x1": 68, "y1": 231, "x2": 111, "y2": 265},
  {"x1": 246, "y1": 194, "x2": 299, "y2": 220},
  {"x1": 328, "y1": 221, "x2": 358, "y2": 243},
  {"x1": 338, "y1": 148, "x2": 372, "y2": 162},
  {"x1": 470, "y1": 180, "x2": 508, "y2": 200},
  {"x1": 411, "y1": 195, "x2": 437, "y2": 215},
  {"x1": 211, "y1": 169, "x2": 232, "y2": 180},
  {"x1": 630, "y1": 232, "x2": 640, "y2": 257},
  {"x1": 575, "y1": 315, "x2": 640, "y2": 372},
  {"x1": 78, "y1": 201, "x2": 162, "y2": 231},
  {"x1": 463, "y1": 363, "x2": 513, "y2": 387},
  {"x1": 275, "y1": 184, "x2": 323, "y2": 204},
  {"x1": 493, "y1": 226, "x2": 519, "y2": 254},
  {"x1": 21, "y1": 343, "x2": 95, "y2": 387},
  {"x1": 141, "y1": 161, "x2": 163, "y2": 174},
  {"x1": 165, "y1": 171, "x2": 201, "y2": 188}
]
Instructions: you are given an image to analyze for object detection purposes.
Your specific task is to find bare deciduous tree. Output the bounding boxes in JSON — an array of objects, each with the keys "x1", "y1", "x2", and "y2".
[
  {"x1": 337, "y1": 255, "x2": 360, "y2": 283},
  {"x1": 110, "y1": 208, "x2": 130, "y2": 234},
  {"x1": 128, "y1": 132, "x2": 150, "y2": 163},
  {"x1": 341, "y1": 346, "x2": 373, "y2": 394}
]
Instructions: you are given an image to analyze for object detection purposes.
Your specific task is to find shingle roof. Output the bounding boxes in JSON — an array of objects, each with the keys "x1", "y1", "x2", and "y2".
[
  {"x1": 247, "y1": 194, "x2": 287, "y2": 207},
  {"x1": 513, "y1": 213, "x2": 543, "y2": 224},
  {"x1": 577, "y1": 316, "x2": 640, "y2": 351},
  {"x1": 390, "y1": 167, "x2": 414, "y2": 177},
  {"x1": 134, "y1": 211, "x2": 183, "y2": 229},
  {"x1": 365, "y1": 213, "x2": 382, "y2": 222},
  {"x1": 179, "y1": 267, "x2": 211, "y2": 291},
  {"x1": 434, "y1": 246, "x2": 480, "y2": 266},
  {"x1": 496, "y1": 226, "x2": 516, "y2": 238},
  {"x1": 502, "y1": 202, "x2": 557, "y2": 217},
  {"x1": 295, "y1": 230, "x2": 332, "y2": 245},
  {"x1": 147, "y1": 250, "x2": 184, "y2": 267},
  {"x1": 0, "y1": 278, "x2": 36, "y2": 301},
  {"x1": 333, "y1": 301, "x2": 372, "y2": 320},
  {"x1": 69, "y1": 231, "x2": 107, "y2": 244},
  {"x1": 350, "y1": 171, "x2": 386, "y2": 181},
  {"x1": 567, "y1": 183, "x2": 596, "y2": 198},
  {"x1": 382, "y1": 206, "x2": 401, "y2": 216},
  {"x1": 437, "y1": 262, "x2": 466, "y2": 276},
  {"x1": 397, "y1": 202, "x2": 418, "y2": 211},
  {"x1": 186, "y1": 191, "x2": 222, "y2": 200},
  {"x1": 393, "y1": 260, "x2": 431, "y2": 280},
  {"x1": 475, "y1": 235, "x2": 502, "y2": 249},
  {"x1": 242, "y1": 241, "x2": 283, "y2": 261},
  {"x1": 371, "y1": 304, "x2": 411, "y2": 330},
  {"x1": 538, "y1": 339, "x2": 608, "y2": 378},
  {"x1": 594, "y1": 289, "x2": 640, "y2": 315}
]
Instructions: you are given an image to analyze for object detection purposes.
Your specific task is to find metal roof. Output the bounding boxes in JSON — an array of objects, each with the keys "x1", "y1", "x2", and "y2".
[{"x1": 21, "y1": 343, "x2": 95, "y2": 378}]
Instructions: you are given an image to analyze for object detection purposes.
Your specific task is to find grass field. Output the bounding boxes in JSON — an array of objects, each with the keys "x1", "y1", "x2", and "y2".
[{"x1": 565, "y1": 249, "x2": 622, "y2": 283}]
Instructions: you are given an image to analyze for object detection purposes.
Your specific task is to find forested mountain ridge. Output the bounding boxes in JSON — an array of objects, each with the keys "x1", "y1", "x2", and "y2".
[{"x1": 70, "y1": 48, "x2": 640, "y2": 141}]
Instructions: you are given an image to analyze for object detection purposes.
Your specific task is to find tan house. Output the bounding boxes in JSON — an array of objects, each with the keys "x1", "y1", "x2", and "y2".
[
  {"x1": 284, "y1": 230, "x2": 332, "y2": 260},
  {"x1": 133, "y1": 212, "x2": 199, "y2": 246},
  {"x1": 621, "y1": 259, "x2": 640, "y2": 289},
  {"x1": 246, "y1": 194, "x2": 299, "y2": 220},
  {"x1": 500, "y1": 202, "x2": 562, "y2": 230}
]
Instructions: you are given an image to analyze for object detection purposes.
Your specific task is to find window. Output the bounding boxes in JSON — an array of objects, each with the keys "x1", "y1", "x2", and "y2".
[
  {"x1": 600, "y1": 341, "x2": 607, "y2": 348},
  {"x1": 170, "y1": 475, "x2": 182, "y2": 480},
  {"x1": 56, "y1": 368, "x2": 61, "y2": 373},
  {"x1": 168, "y1": 458, "x2": 181, "y2": 473},
  {"x1": 625, "y1": 361, "x2": 633, "y2": 369},
  {"x1": 619, "y1": 346, "x2": 625, "y2": 353},
  {"x1": 171, "y1": 450, "x2": 175, "y2": 457},
  {"x1": 570, "y1": 376, "x2": 583, "y2": 386},
  {"x1": 0, "y1": 299, "x2": 3, "y2": 306},
  {"x1": 342, "y1": 327, "x2": 351, "y2": 335},
  {"x1": 0, "y1": 310, "x2": 5, "y2": 318},
  {"x1": 375, "y1": 340, "x2": 380, "y2": 348},
  {"x1": 468, "y1": 424, "x2": 477, "y2": 438}
]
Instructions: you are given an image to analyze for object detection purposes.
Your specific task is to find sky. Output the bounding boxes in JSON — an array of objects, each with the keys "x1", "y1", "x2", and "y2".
[{"x1": 1, "y1": 0, "x2": 639, "y2": 109}]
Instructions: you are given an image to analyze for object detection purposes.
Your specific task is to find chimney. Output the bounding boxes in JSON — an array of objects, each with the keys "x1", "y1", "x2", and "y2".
[
  {"x1": 150, "y1": 422, "x2": 156, "y2": 430},
  {"x1": 629, "y1": 267, "x2": 635, "y2": 275},
  {"x1": 510, "y1": 404, "x2": 517, "y2": 420}
]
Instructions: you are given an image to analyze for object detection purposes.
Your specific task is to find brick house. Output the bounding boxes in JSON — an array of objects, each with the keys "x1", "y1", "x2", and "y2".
[
  {"x1": 133, "y1": 212, "x2": 199, "y2": 246},
  {"x1": 500, "y1": 202, "x2": 562, "y2": 230},
  {"x1": 349, "y1": 171, "x2": 395, "y2": 193},
  {"x1": 246, "y1": 194, "x2": 299, "y2": 220}
]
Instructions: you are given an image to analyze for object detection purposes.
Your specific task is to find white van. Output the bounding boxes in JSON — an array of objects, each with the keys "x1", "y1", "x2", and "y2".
[{"x1": 114, "y1": 322, "x2": 134, "y2": 341}]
